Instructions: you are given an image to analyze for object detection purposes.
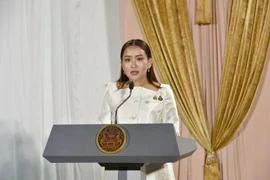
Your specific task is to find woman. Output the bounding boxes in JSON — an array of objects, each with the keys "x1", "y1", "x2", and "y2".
[{"x1": 98, "y1": 39, "x2": 179, "y2": 180}]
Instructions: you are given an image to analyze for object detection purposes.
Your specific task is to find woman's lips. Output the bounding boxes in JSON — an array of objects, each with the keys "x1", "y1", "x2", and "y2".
[{"x1": 130, "y1": 71, "x2": 139, "y2": 75}]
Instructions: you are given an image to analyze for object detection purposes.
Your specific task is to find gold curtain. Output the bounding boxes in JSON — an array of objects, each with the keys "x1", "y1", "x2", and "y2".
[
  {"x1": 133, "y1": 0, "x2": 270, "y2": 179},
  {"x1": 211, "y1": 0, "x2": 270, "y2": 151},
  {"x1": 196, "y1": 0, "x2": 212, "y2": 24},
  {"x1": 132, "y1": 0, "x2": 216, "y2": 177},
  {"x1": 206, "y1": 0, "x2": 270, "y2": 178}
]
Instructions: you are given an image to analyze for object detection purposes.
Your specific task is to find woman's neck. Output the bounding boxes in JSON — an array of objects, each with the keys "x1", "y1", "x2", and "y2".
[{"x1": 133, "y1": 79, "x2": 149, "y2": 87}]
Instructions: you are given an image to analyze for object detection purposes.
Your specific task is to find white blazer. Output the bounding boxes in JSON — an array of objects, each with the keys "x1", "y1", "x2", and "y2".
[{"x1": 98, "y1": 82, "x2": 180, "y2": 180}]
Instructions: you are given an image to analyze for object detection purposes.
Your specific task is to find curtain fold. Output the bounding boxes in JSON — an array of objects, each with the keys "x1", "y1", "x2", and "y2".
[
  {"x1": 212, "y1": 0, "x2": 270, "y2": 150},
  {"x1": 207, "y1": 0, "x2": 270, "y2": 178},
  {"x1": 196, "y1": 0, "x2": 212, "y2": 24}
]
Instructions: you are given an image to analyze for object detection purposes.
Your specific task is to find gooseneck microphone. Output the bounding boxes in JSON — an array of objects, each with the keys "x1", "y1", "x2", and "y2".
[{"x1": 114, "y1": 81, "x2": 134, "y2": 124}]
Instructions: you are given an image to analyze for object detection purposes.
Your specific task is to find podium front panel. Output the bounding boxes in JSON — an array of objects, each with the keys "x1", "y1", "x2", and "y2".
[{"x1": 43, "y1": 124, "x2": 180, "y2": 163}]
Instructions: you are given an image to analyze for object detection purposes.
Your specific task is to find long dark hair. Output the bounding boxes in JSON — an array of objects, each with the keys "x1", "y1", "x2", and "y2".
[{"x1": 116, "y1": 39, "x2": 160, "y2": 89}]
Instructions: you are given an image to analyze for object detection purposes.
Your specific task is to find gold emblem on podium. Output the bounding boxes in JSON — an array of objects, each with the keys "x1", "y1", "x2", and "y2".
[{"x1": 96, "y1": 124, "x2": 127, "y2": 154}]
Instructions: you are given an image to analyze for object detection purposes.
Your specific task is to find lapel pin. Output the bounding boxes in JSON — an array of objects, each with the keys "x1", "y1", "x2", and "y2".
[{"x1": 158, "y1": 95, "x2": 163, "y2": 101}]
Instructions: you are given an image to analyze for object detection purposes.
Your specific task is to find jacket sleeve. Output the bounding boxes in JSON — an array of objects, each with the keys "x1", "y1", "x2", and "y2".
[
  {"x1": 97, "y1": 83, "x2": 112, "y2": 124},
  {"x1": 162, "y1": 85, "x2": 180, "y2": 135}
]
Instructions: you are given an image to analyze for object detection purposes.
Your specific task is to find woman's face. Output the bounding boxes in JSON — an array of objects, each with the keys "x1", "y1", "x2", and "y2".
[{"x1": 121, "y1": 45, "x2": 152, "y2": 85}]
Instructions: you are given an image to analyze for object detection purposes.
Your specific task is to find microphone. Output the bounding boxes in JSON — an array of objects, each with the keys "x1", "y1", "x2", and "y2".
[{"x1": 114, "y1": 81, "x2": 134, "y2": 124}]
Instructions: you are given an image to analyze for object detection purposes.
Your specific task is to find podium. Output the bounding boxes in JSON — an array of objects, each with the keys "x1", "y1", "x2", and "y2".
[{"x1": 43, "y1": 123, "x2": 196, "y2": 180}]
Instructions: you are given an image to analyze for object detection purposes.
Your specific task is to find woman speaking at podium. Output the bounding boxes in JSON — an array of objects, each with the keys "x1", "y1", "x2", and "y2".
[{"x1": 98, "y1": 39, "x2": 180, "y2": 180}]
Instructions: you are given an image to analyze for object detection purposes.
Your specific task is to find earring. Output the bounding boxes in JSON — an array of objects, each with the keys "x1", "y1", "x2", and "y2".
[{"x1": 147, "y1": 68, "x2": 150, "y2": 73}]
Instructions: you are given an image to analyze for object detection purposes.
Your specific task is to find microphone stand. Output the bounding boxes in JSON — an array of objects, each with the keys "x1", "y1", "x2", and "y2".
[{"x1": 114, "y1": 82, "x2": 134, "y2": 124}]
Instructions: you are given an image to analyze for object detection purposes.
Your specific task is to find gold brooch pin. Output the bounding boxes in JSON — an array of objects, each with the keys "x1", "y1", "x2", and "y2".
[{"x1": 153, "y1": 95, "x2": 157, "y2": 100}]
